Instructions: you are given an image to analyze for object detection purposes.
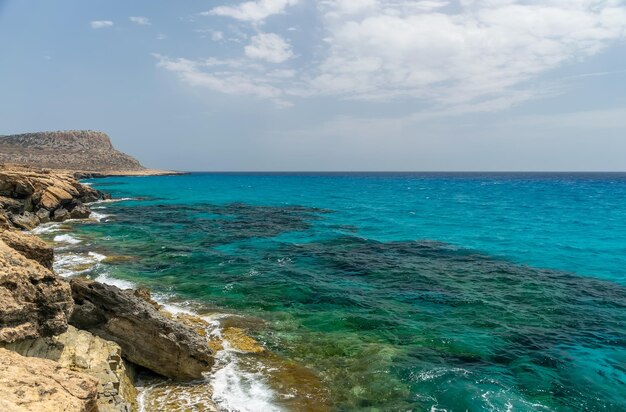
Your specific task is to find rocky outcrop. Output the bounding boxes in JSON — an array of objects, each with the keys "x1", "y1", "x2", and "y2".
[
  {"x1": 6, "y1": 326, "x2": 137, "y2": 412},
  {"x1": 70, "y1": 279, "x2": 214, "y2": 380},
  {"x1": 0, "y1": 165, "x2": 107, "y2": 229},
  {"x1": 0, "y1": 239, "x2": 73, "y2": 343},
  {"x1": 0, "y1": 348, "x2": 99, "y2": 412},
  {"x1": 0, "y1": 230, "x2": 54, "y2": 269},
  {"x1": 0, "y1": 131, "x2": 145, "y2": 173}
]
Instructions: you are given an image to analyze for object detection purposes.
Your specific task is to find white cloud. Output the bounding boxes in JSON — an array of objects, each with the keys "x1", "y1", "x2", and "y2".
[
  {"x1": 308, "y1": 0, "x2": 626, "y2": 105},
  {"x1": 157, "y1": 33, "x2": 168, "y2": 40},
  {"x1": 163, "y1": 0, "x2": 626, "y2": 110},
  {"x1": 90, "y1": 20, "x2": 114, "y2": 29},
  {"x1": 153, "y1": 54, "x2": 292, "y2": 107},
  {"x1": 205, "y1": 0, "x2": 298, "y2": 23},
  {"x1": 129, "y1": 16, "x2": 151, "y2": 25},
  {"x1": 244, "y1": 33, "x2": 293, "y2": 63}
]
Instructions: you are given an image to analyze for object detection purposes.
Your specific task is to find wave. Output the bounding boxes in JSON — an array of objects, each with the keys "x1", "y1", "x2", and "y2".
[
  {"x1": 31, "y1": 222, "x2": 62, "y2": 234},
  {"x1": 91, "y1": 197, "x2": 137, "y2": 204},
  {"x1": 53, "y1": 234, "x2": 81, "y2": 244},
  {"x1": 94, "y1": 272, "x2": 136, "y2": 290},
  {"x1": 210, "y1": 351, "x2": 283, "y2": 412},
  {"x1": 90, "y1": 212, "x2": 111, "y2": 222}
]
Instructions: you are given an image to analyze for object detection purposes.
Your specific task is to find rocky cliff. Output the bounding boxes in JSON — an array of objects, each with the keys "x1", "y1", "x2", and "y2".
[{"x1": 0, "y1": 131, "x2": 145, "y2": 172}]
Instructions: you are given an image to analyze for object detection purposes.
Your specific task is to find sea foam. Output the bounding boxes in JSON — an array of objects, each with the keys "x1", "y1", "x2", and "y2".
[{"x1": 53, "y1": 234, "x2": 81, "y2": 244}]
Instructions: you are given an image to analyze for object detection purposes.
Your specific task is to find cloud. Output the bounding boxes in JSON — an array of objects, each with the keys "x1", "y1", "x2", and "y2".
[
  {"x1": 310, "y1": 0, "x2": 626, "y2": 104},
  {"x1": 152, "y1": 54, "x2": 292, "y2": 107},
  {"x1": 129, "y1": 16, "x2": 151, "y2": 25},
  {"x1": 90, "y1": 20, "x2": 114, "y2": 29},
  {"x1": 244, "y1": 33, "x2": 293, "y2": 63},
  {"x1": 205, "y1": 0, "x2": 298, "y2": 23},
  {"x1": 163, "y1": 0, "x2": 626, "y2": 110}
]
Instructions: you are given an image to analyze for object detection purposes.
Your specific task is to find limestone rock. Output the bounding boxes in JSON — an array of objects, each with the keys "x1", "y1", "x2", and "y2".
[
  {"x1": 0, "y1": 239, "x2": 73, "y2": 343},
  {"x1": 0, "y1": 348, "x2": 98, "y2": 412},
  {"x1": 0, "y1": 131, "x2": 145, "y2": 173},
  {"x1": 0, "y1": 230, "x2": 54, "y2": 269},
  {"x1": 70, "y1": 279, "x2": 214, "y2": 380},
  {"x1": 0, "y1": 164, "x2": 105, "y2": 230},
  {"x1": 6, "y1": 326, "x2": 137, "y2": 412},
  {"x1": 9, "y1": 211, "x2": 39, "y2": 230}
]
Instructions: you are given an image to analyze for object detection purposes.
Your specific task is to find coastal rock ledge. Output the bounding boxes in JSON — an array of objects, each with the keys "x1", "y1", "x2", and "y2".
[
  {"x1": 70, "y1": 279, "x2": 214, "y2": 380},
  {"x1": 0, "y1": 347, "x2": 99, "y2": 412},
  {"x1": 0, "y1": 238, "x2": 73, "y2": 343}
]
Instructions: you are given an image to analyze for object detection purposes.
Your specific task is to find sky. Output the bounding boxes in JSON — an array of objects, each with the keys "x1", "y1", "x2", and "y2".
[{"x1": 1, "y1": 0, "x2": 626, "y2": 171}]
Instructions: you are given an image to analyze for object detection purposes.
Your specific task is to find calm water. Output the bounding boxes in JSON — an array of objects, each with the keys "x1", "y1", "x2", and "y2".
[{"x1": 46, "y1": 173, "x2": 626, "y2": 411}]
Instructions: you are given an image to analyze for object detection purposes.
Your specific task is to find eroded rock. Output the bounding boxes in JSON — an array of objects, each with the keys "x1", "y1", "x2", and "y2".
[
  {"x1": 0, "y1": 230, "x2": 54, "y2": 269},
  {"x1": 0, "y1": 348, "x2": 99, "y2": 412},
  {"x1": 0, "y1": 239, "x2": 73, "y2": 343},
  {"x1": 6, "y1": 325, "x2": 137, "y2": 412},
  {"x1": 70, "y1": 279, "x2": 214, "y2": 380}
]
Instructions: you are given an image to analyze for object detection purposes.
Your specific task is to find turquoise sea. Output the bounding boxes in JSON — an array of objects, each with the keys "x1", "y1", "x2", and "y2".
[{"x1": 40, "y1": 173, "x2": 626, "y2": 411}]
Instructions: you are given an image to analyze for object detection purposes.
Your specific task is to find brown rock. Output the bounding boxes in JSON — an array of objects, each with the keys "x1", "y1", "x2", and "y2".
[
  {"x1": 0, "y1": 131, "x2": 146, "y2": 173},
  {"x1": 6, "y1": 326, "x2": 137, "y2": 412},
  {"x1": 9, "y1": 212, "x2": 39, "y2": 230},
  {"x1": 53, "y1": 208, "x2": 70, "y2": 222},
  {"x1": 0, "y1": 239, "x2": 73, "y2": 343},
  {"x1": 0, "y1": 230, "x2": 54, "y2": 269},
  {"x1": 70, "y1": 279, "x2": 214, "y2": 380},
  {"x1": 0, "y1": 165, "x2": 105, "y2": 230},
  {"x1": 0, "y1": 348, "x2": 99, "y2": 412}
]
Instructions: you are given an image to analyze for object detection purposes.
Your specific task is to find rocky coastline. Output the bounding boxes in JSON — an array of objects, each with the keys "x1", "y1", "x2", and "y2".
[{"x1": 0, "y1": 164, "x2": 219, "y2": 411}]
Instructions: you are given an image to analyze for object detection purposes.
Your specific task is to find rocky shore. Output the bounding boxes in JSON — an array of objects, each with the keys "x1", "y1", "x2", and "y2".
[{"x1": 0, "y1": 165, "x2": 218, "y2": 411}]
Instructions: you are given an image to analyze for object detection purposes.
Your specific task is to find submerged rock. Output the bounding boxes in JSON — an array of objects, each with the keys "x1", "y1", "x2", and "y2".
[
  {"x1": 6, "y1": 325, "x2": 137, "y2": 412},
  {"x1": 0, "y1": 238, "x2": 73, "y2": 343},
  {"x1": 0, "y1": 347, "x2": 99, "y2": 412},
  {"x1": 70, "y1": 279, "x2": 214, "y2": 380}
]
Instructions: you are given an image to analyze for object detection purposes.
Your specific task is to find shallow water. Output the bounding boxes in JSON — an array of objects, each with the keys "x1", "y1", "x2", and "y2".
[{"x1": 44, "y1": 173, "x2": 626, "y2": 411}]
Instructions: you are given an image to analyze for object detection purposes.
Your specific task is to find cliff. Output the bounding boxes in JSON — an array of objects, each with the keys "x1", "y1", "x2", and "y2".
[{"x1": 0, "y1": 130, "x2": 145, "y2": 173}]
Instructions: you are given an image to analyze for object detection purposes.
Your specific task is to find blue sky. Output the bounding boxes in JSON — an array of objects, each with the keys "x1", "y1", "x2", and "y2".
[{"x1": 1, "y1": 0, "x2": 626, "y2": 171}]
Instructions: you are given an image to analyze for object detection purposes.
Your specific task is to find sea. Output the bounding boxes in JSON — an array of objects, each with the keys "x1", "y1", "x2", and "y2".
[{"x1": 33, "y1": 173, "x2": 626, "y2": 411}]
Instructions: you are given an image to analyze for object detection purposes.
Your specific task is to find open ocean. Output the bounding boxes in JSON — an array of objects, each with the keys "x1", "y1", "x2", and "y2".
[{"x1": 36, "y1": 173, "x2": 626, "y2": 411}]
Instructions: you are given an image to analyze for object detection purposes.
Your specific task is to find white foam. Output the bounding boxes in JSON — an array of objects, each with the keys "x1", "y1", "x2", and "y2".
[
  {"x1": 32, "y1": 223, "x2": 61, "y2": 234},
  {"x1": 54, "y1": 234, "x2": 81, "y2": 244},
  {"x1": 210, "y1": 351, "x2": 283, "y2": 412},
  {"x1": 91, "y1": 197, "x2": 136, "y2": 204},
  {"x1": 88, "y1": 251, "x2": 107, "y2": 262},
  {"x1": 95, "y1": 272, "x2": 136, "y2": 289},
  {"x1": 54, "y1": 253, "x2": 98, "y2": 277},
  {"x1": 90, "y1": 212, "x2": 111, "y2": 222}
]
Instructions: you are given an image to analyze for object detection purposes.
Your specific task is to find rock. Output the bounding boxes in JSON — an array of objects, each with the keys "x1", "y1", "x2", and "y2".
[
  {"x1": 222, "y1": 327, "x2": 265, "y2": 353},
  {"x1": 5, "y1": 326, "x2": 137, "y2": 412},
  {"x1": 9, "y1": 212, "x2": 39, "y2": 230},
  {"x1": 0, "y1": 165, "x2": 106, "y2": 230},
  {"x1": 0, "y1": 196, "x2": 23, "y2": 214},
  {"x1": 0, "y1": 131, "x2": 146, "y2": 173},
  {"x1": 36, "y1": 207, "x2": 50, "y2": 223},
  {"x1": 0, "y1": 348, "x2": 98, "y2": 412},
  {"x1": 40, "y1": 186, "x2": 73, "y2": 210},
  {"x1": 0, "y1": 230, "x2": 54, "y2": 269},
  {"x1": 0, "y1": 212, "x2": 10, "y2": 229},
  {"x1": 70, "y1": 279, "x2": 214, "y2": 380},
  {"x1": 69, "y1": 202, "x2": 91, "y2": 219},
  {"x1": 0, "y1": 239, "x2": 73, "y2": 343},
  {"x1": 53, "y1": 208, "x2": 70, "y2": 222},
  {"x1": 132, "y1": 288, "x2": 162, "y2": 309}
]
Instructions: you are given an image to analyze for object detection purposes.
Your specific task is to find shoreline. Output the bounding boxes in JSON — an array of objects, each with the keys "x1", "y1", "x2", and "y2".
[
  {"x1": 0, "y1": 165, "x2": 221, "y2": 411},
  {"x1": 0, "y1": 164, "x2": 304, "y2": 412}
]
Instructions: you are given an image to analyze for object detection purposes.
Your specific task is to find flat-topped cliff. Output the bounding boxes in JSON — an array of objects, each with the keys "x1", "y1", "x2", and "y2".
[{"x1": 0, "y1": 130, "x2": 145, "y2": 172}]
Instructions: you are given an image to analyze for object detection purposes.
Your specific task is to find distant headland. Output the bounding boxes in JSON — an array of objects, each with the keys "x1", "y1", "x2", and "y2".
[{"x1": 0, "y1": 130, "x2": 180, "y2": 176}]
